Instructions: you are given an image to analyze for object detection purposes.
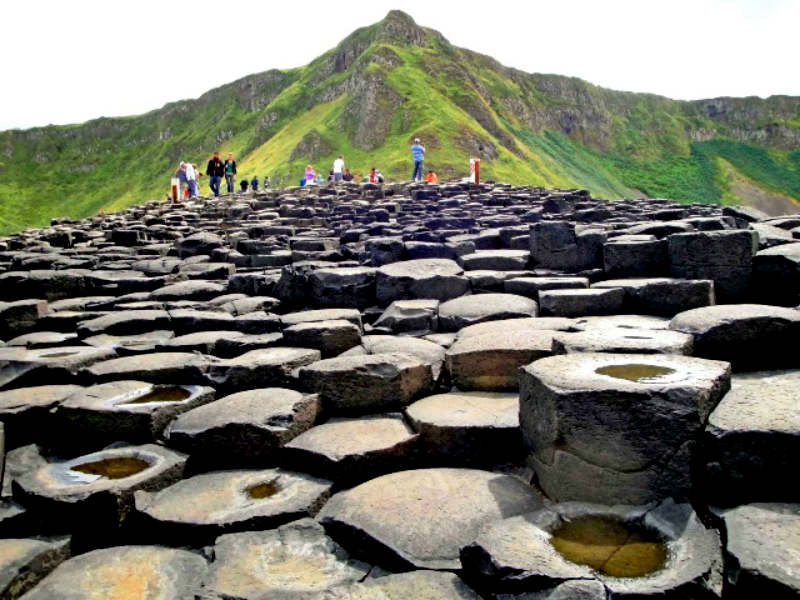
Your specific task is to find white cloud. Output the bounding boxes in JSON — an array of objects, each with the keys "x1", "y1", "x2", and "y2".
[{"x1": 1, "y1": 0, "x2": 798, "y2": 130}]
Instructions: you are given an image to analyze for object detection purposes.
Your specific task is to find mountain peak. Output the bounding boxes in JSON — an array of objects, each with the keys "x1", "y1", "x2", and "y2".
[
  {"x1": 382, "y1": 9, "x2": 416, "y2": 25},
  {"x1": 373, "y1": 9, "x2": 440, "y2": 47}
]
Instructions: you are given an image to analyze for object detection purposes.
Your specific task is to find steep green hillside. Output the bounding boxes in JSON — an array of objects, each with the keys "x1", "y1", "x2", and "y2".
[{"x1": 2, "y1": 10, "x2": 799, "y2": 234}]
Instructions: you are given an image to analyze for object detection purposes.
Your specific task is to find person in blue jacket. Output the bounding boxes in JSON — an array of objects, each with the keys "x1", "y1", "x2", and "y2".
[
  {"x1": 410, "y1": 138, "x2": 425, "y2": 182},
  {"x1": 251, "y1": 175, "x2": 259, "y2": 192}
]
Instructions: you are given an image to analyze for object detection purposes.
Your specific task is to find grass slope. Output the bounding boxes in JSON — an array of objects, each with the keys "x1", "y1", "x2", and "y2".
[{"x1": 1, "y1": 11, "x2": 799, "y2": 234}]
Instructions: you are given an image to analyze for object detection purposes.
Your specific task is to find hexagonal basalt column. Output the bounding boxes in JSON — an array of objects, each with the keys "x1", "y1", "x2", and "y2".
[
  {"x1": 317, "y1": 468, "x2": 543, "y2": 570},
  {"x1": 0, "y1": 386, "x2": 82, "y2": 450},
  {"x1": 18, "y1": 545, "x2": 208, "y2": 599},
  {"x1": 0, "y1": 536, "x2": 70, "y2": 599},
  {"x1": 461, "y1": 499, "x2": 722, "y2": 598},
  {"x1": 519, "y1": 353, "x2": 730, "y2": 504},
  {"x1": 375, "y1": 259, "x2": 469, "y2": 306},
  {"x1": 133, "y1": 468, "x2": 332, "y2": 546},
  {"x1": 0, "y1": 346, "x2": 116, "y2": 391},
  {"x1": 446, "y1": 327, "x2": 556, "y2": 392},
  {"x1": 405, "y1": 392, "x2": 521, "y2": 466},
  {"x1": 717, "y1": 503, "x2": 800, "y2": 599},
  {"x1": 56, "y1": 381, "x2": 215, "y2": 450},
  {"x1": 203, "y1": 520, "x2": 369, "y2": 599},
  {"x1": 12, "y1": 444, "x2": 186, "y2": 541}
]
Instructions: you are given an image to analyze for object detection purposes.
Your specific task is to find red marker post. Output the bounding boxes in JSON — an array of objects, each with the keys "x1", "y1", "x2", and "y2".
[
  {"x1": 170, "y1": 177, "x2": 179, "y2": 204},
  {"x1": 470, "y1": 158, "x2": 480, "y2": 184}
]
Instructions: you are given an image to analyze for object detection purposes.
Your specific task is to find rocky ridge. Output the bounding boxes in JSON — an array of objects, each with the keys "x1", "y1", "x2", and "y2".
[{"x1": 0, "y1": 179, "x2": 799, "y2": 598}]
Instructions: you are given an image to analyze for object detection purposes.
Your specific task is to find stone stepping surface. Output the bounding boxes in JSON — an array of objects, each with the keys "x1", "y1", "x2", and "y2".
[
  {"x1": 1, "y1": 181, "x2": 799, "y2": 597},
  {"x1": 12, "y1": 443, "x2": 186, "y2": 546},
  {"x1": 203, "y1": 519, "x2": 370, "y2": 599},
  {"x1": 405, "y1": 392, "x2": 521, "y2": 466},
  {"x1": 164, "y1": 387, "x2": 320, "y2": 471},
  {"x1": 310, "y1": 570, "x2": 482, "y2": 599},
  {"x1": 702, "y1": 370, "x2": 800, "y2": 507},
  {"x1": 132, "y1": 468, "x2": 332, "y2": 545},
  {"x1": 461, "y1": 499, "x2": 722, "y2": 597},
  {"x1": 296, "y1": 353, "x2": 435, "y2": 415},
  {"x1": 317, "y1": 468, "x2": 543, "y2": 570},
  {"x1": 17, "y1": 545, "x2": 208, "y2": 599},
  {"x1": 284, "y1": 413, "x2": 419, "y2": 484},
  {"x1": 356, "y1": 335, "x2": 446, "y2": 382},
  {"x1": 445, "y1": 328, "x2": 556, "y2": 391},
  {"x1": 551, "y1": 327, "x2": 694, "y2": 355},
  {"x1": 669, "y1": 303, "x2": 800, "y2": 371},
  {"x1": 0, "y1": 346, "x2": 117, "y2": 390},
  {"x1": 55, "y1": 381, "x2": 215, "y2": 451},
  {"x1": 0, "y1": 385, "x2": 82, "y2": 450},
  {"x1": 0, "y1": 536, "x2": 70, "y2": 599},
  {"x1": 438, "y1": 293, "x2": 538, "y2": 331},
  {"x1": 716, "y1": 503, "x2": 800, "y2": 598}
]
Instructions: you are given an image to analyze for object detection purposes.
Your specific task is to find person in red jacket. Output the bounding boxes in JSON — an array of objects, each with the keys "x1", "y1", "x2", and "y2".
[{"x1": 426, "y1": 170, "x2": 439, "y2": 184}]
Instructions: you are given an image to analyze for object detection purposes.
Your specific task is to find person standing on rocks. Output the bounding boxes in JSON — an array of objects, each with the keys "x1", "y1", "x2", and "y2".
[
  {"x1": 411, "y1": 138, "x2": 425, "y2": 182},
  {"x1": 223, "y1": 153, "x2": 237, "y2": 194},
  {"x1": 304, "y1": 165, "x2": 316, "y2": 186},
  {"x1": 206, "y1": 151, "x2": 224, "y2": 197},
  {"x1": 332, "y1": 155, "x2": 345, "y2": 183},
  {"x1": 185, "y1": 162, "x2": 198, "y2": 198},
  {"x1": 175, "y1": 162, "x2": 188, "y2": 199}
]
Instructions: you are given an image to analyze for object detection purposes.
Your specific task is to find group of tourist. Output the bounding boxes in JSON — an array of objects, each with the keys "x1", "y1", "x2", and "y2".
[
  {"x1": 298, "y1": 139, "x2": 436, "y2": 188},
  {"x1": 204, "y1": 152, "x2": 269, "y2": 198},
  {"x1": 173, "y1": 137, "x2": 437, "y2": 201}
]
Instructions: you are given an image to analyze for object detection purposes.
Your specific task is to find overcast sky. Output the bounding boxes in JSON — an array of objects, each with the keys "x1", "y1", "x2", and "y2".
[{"x1": 2, "y1": 0, "x2": 798, "y2": 131}]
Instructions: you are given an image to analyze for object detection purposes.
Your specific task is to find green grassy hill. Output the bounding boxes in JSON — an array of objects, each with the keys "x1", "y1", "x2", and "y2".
[{"x1": 2, "y1": 10, "x2": 799, "y2": 234}]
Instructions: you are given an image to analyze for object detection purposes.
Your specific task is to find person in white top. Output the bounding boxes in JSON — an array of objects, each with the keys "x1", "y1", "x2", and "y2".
[
  {"x1": 332, "y1": 155, "x2": 345, "y2": 183},
  {"x1": 185, "y1": 162, "x2": 197, "y2": 198}
]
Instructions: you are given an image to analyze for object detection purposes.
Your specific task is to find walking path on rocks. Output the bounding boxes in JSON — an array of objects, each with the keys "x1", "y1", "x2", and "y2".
[{"x1": 0, "y1": 181, "x2": 798, "y2": 598}]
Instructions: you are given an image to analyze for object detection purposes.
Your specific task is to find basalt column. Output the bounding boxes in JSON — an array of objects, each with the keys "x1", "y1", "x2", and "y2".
[{"x1": 519, "y1": 353, "x2": 731, "y2": 504}]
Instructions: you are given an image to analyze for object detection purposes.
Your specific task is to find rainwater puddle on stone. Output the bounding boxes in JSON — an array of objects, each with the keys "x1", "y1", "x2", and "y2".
[
  {"x1": 247, "y1": 480, "x2": 281, "y2": 499},
  {"x1": 38, "y1": 351, "x2": 80, "y2": 358},
  {"x1": 120, "y1": 387, "x2": 191, "y2": 405},
  {"x1": 70, "y1": 457, "x2": 151, "y2": 479},
  {"x1": 550, "y1": 515, "x2": 667, "y2": 578},
  {"x1": 595, "y1": 364, "x2": 675, "y2": 383}
]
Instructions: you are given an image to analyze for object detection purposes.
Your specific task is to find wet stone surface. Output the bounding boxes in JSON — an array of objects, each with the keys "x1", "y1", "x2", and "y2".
[{"x1": 461, "y1": 499, "x2": 722, "y2": 597}]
